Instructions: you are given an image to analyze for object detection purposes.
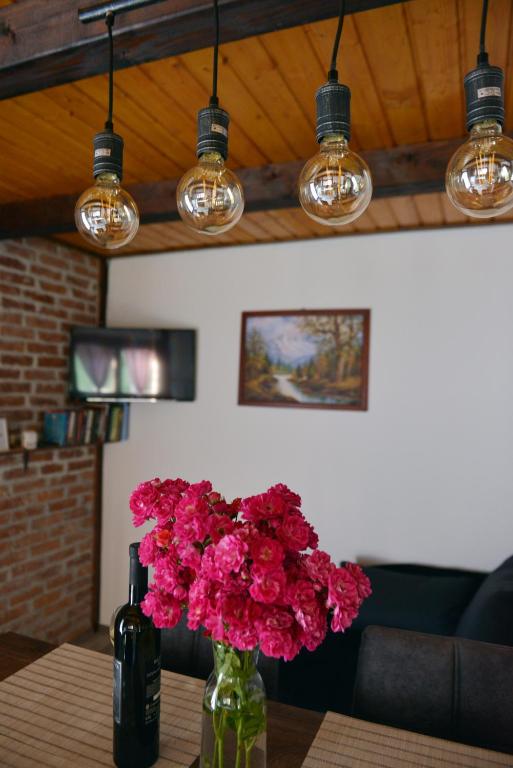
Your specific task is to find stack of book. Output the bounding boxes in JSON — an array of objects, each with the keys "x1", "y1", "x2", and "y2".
[{"x1": 42, "y1": 404, "x2": 130, "y2": 447}]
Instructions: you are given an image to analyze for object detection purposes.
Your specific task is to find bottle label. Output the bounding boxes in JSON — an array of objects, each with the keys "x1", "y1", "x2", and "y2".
[
  {"x1": 145, "y1": 659, "x2": 161, "y2": 725},
  {"x1": 211, "y1": 123, "x2": 228, "y2": 137},
  {"x1": 113, "y1": 659, "x2": 122, "y2": 725}
]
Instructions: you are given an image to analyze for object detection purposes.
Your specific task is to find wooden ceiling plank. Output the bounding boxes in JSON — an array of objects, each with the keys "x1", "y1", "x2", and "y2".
[
  {"x1": 387, "y1": 196, "x2": 421, "y2": 227},
  {"x1": 405, "y1": 0, "x2": 463, "y2": 140},
  {"x1": 258, "y1": 27, "x2": 325, "y2": 133},
  {"x1": 0, "y1": 0, "x2": 409, "y2": 102},
  {"x1": 353, "y1": 4, "x2": 429, "y2": 145},
  {"x1": 414, "y1": 192, "x2": 445, "y2": 226},
  {"x1": 182, "y1": 47, "x2": 298, "y2": 163},
  {"x1": 440, "y1": 193, "x2": 468, "y2": 224},
  {"x1": 73, "y1": 78, "x2": 187, "y2": 177},
  {"x1": 221, "y1": 37, "x2": 317, "y2": 160},
  {"x1": 367, "y1": 199, "x2": 399, "y2": 229},
  {"x1": 22, "y1": 86, "x2": 159, "y2": 184},
  {"x1": 459, "y1": 0, "x2": 511, "y2": 76},
  {"x1": 140, "y1": 56, "x2": 267, "y2": 169}
]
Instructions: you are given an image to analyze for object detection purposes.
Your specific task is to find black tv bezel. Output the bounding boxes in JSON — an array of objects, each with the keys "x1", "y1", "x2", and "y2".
[{"x1": 68, "y1": 325, "x2": 196, "y2": 403}]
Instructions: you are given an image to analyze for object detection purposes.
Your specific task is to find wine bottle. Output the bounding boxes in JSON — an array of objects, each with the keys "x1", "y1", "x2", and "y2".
[{"x1": 113, "y1": 542, "x2": 161, "y2": 768}]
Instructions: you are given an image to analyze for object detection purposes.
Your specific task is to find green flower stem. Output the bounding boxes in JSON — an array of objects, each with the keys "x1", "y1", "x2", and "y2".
[{"x1": 201, "y1": 643, "x2": 266, "y2": 768}]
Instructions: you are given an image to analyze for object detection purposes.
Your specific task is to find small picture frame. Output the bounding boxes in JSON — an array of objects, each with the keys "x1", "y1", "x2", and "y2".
[
  {"x1": 0, "y1": 418, "x2": 9, "y2": 452},
  {"x1": 238, "y1": 309, "x2": 370, "y2": 411}
]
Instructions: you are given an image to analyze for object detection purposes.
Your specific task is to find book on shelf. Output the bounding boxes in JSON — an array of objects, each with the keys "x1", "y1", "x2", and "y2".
[{"x1": 42, "y1": 404, "x2": 130, "y2": 447}]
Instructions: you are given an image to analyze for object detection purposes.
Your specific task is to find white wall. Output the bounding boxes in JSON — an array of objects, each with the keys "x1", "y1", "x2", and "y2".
[{"x1": 100, "y1": 226, "x2": 513, "y2": 624}]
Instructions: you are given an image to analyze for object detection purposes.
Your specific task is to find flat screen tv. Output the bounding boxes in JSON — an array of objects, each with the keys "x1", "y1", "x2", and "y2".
[{"x1": 69, "y1": 327, "x2": 196, "y2": 402}]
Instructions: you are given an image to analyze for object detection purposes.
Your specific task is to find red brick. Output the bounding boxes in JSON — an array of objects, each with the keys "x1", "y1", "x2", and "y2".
[
  {"x1": 0, "y1": 368, "x2": 20, "y2": 379},
  {"x1": 0, "y1": 270, "x2": 34, "y2": 286},
  {"x1": 0, "y1": 326, "x2": 34, "y2": 339},
  {"x1": 40, "y1": 463, "x2": 65, "y2": 475},
  {"x1": 0, "y1": 381, "x2": 30, "y2": 393},
  {"x1": 39, "y1": 253, "x2": 69, "y2": 270},
  {"x1": 24, "y1": 369, "x2": 56, "y2": 380},
  {"x1": 0, "y1": 255, "x2": 27, "y2": 271},
  {"x1": 27, "y1": 342, "x2": 59, "y2": 355},
  {"x1": 24, "y1": 290, "x2": 55, "y2": 305},
  {"x1": 38, "y1": 356, "x2": 67, "y2": 368},
  {"x1": 24, "y1": 315, "x2": 57, "y2": 330},
  {"x1": 39, "y1": 280, "x2": 67, "y2": 294},
  {"x1": 31, "y1": 265, "x2": 62, "y2": 282},
  {"x1": 1, "y1": 354, "x2": 32, "y2": 366},
  {"x1": 38, "y1": 331, "x2": 67, "y2": 344},
  {"x1": 2, "y1": 297, "x2": 37, "y2": 312}
]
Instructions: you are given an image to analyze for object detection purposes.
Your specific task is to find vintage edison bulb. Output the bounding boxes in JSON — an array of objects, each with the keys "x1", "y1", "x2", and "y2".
[
  {"x1": 75, "y1": 172, "x2": 139, "y2": 249},
  {"x1": 177, "y1": 151, "x2": 244, "y2": 235},
  {"x1": 446, "y1": 120, "x2": 513, "y2": 218},
  {"x1": 299, "y1": 134, "x2": 372, "y2": 226}
]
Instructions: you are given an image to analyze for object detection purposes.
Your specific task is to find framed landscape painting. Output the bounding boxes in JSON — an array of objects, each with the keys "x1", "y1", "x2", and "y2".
[{"x1": 238, "y1": 309, "x2": 370, "y2": 411}]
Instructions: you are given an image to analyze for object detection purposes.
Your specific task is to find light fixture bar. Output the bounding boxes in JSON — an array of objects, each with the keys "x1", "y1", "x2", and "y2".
[{"x1": 79, "y1": 0, "x2": 165, "y2": 24}]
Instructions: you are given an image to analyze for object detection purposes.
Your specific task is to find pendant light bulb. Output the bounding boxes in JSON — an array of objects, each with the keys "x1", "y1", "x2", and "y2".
[
  {"x1": 299, "y1": 0, "x2": 372, "y2": 226},
  {"x1": 75, "y1": 13, "x2": 139, "y2": 249},
  {"x1": 446, "y1": 73, "x2": 513, "y2": 219},
  {"x1": 299, "y1": 129, "x2": 372, "y2": 227},
  {"x1": 446, "y1": 0, "x2": 513, "y2": 218},
  {"x1": 177, "y1": 0, "x2": 244, "y2": 235},
  {"x1": 177, "y1": 146, "x2": 244, "y2": 236},
  {"x1": 75, "y1": 172, "x2": 139, "y2": 250}
]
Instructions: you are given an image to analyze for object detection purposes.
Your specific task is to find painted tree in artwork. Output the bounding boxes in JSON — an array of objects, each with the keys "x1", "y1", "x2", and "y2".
[
  {"x1": 245, "y1": 328, "x2": 271, "y2": 379},
  {"x1": 299, "y1": 315, "x2": 364, "y2": 383}
]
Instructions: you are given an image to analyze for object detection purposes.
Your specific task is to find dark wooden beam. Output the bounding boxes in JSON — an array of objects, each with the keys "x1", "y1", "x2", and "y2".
[
  {"x1": 0, "y1": 136, "x2": 462, "y2": 240},
  {"x1": 0, "y1": 0, "x2": 409, "y2": 102}
]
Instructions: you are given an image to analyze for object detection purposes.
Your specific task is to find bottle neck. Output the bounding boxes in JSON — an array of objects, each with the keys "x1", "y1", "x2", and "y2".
[{"x1": 129, "y1": 554, "x2": 148, "y2": 605}]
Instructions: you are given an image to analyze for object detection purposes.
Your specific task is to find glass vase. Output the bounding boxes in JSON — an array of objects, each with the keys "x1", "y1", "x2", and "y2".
[{"x1": 200, "y1": 641, "x2": 267, "y2": 768}]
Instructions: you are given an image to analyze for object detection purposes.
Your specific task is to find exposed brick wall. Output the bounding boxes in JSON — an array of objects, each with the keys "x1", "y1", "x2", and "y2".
[
  {"x1": 0, "y1": 237, "x2": 100, "y2": 433},
  {"x1": 0, "y1": 238, "x2": 102, "y2": 643}
]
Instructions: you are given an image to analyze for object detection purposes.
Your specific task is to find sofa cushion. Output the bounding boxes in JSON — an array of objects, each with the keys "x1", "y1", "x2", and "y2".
[
  {"x1": 352, "y1": 565, "x2": 482, "y2": 636},
  {"x1": 456, "y1": 554, "x2": 513, "y2": 646}
]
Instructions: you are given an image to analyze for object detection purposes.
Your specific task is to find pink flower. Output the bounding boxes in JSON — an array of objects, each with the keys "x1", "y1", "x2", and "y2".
[
  {"x1": 251, "y1": 536, "x2": 284, "y2": 571},
  {"x1": 241, "y1": 489, "x2": 288, "y2": 524},
  {"x1": 327, "y1": 567, "x2": 359, "y2": 610},
  {"x1": 141, "y1": 590, "x2": 182, "y2": 629},
  {"x1": 208, "y1": 513, "x2": 235, "y2": 543},
  {"x1": 138, "y1": 532, "x2": 159, "y2": 566},
  {"x1": 258, "y1": 627, "x2": 301, "y2": 661},
  {"x1": 177, "y1": 542, "x2": 202, "y2": 571},
  {"x1": 173, "y1": 494, "x2": 210, "y2": 544},
  {"x1": 276, "y1": 513, "x2": 312, "y2": 552},
  {"x1": 331, "y1": 604, "x2": 359, "y2": 633},
  {"x1": 304, "y1": 550, "x2": 335, "y2": 587},
  {"x1": 214, "y1": 534, "x2": 248, "y2": 575},
  {"x1": 345, "y1": 562, "x2": 372, "y2": 600},
  {"x1": 130, "y1": 479, "x2": 161, "y2": 526},
  {"x1": 268, "y1": 483, "x2": 301, "y2": 509},
  {"x1": 249, "y1": 566, "x2": 286, "y2": 604}
]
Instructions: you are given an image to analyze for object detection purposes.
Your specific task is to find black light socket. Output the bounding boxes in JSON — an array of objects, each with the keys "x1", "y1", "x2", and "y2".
[
  {"x1": 464, "y1": 63, "x2": 504, "y2": 131},
  {"x1": 93, "y1": 130, "x2": 124, "y2": 179},
  {"x1": 196, "y1": 106, "x2": 229, "y2": 160},
  {"x1": 316, "y1": 80, "x2": 351, "y2": 143}
]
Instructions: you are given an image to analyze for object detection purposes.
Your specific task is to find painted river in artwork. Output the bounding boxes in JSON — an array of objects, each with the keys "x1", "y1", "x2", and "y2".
[{"x1": 273, "y1": 374, "x2": 354, "y2": 405}]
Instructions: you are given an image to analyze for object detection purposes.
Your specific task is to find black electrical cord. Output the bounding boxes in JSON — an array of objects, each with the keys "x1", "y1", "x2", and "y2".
[
  {"x1": 328, "y1": 0, "x2": 346, "y2": 82},
  {"x1": 105, "y1": 12, "x2": 115, "y2": 131},
  {"x1": 210, "y1": 0, "x2": 220, "y2": 106},
  {"x1": 478, "y1": 0, "x2": 489, "y2": 65}
]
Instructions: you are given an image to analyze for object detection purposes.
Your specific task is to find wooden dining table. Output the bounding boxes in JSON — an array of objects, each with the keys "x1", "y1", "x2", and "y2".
[{"x1": 0, "y1": 632, "x2": 512, "y2": 768}]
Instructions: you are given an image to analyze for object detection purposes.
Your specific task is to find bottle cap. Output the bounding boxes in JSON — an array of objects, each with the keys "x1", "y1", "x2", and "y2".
[
  {"x1": 464, "y1": 64, "x2": 504, "y2": 130},
  {"x1": 197, "y1": 106, "x2": 229, "y2": 160},
  {"x1": 316, "y1": 80, "x2": 351, "y2": 143},
  {"x1": 93, "y1": 130, "x2": 124, "y2": 179}
]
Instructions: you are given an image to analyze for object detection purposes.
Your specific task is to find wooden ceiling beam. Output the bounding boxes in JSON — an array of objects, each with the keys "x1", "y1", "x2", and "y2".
[
  {"x1": 0, "y1": 0, "x2": 409, "y2": 101},
  {"x1": 0, "y1": 135, "x2": 464, "y2": 240}
]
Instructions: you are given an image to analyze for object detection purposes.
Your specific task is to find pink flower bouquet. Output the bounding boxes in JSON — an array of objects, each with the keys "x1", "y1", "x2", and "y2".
[{"x1": 131, "y1": 478, "x2": 371, "y2": 661}]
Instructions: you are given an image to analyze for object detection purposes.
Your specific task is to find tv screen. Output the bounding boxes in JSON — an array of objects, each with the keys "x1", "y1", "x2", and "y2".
[{"x1": 69, "y1": 327, "x2": 196, "y2": 402}]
